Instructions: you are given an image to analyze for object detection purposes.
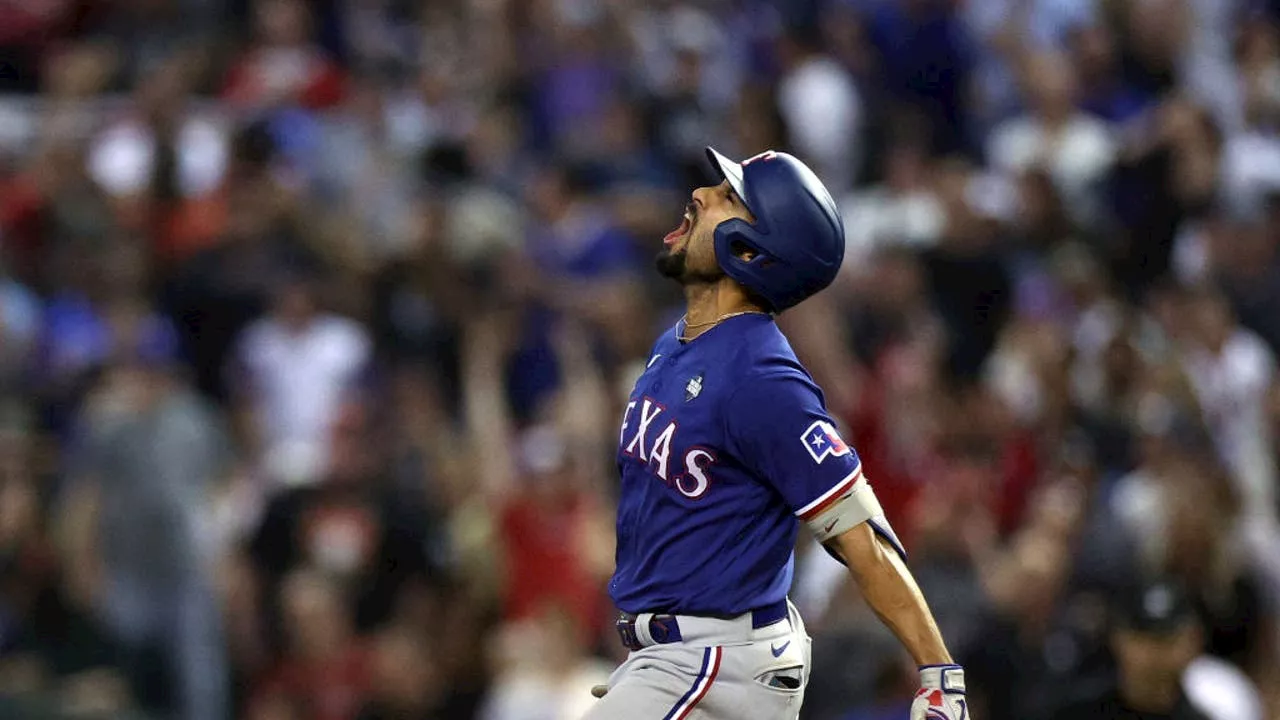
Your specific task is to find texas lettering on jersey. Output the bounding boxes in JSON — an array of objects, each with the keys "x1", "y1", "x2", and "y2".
[{"x1": 620, "y1": 397, "x2": 716, "y2": 499}]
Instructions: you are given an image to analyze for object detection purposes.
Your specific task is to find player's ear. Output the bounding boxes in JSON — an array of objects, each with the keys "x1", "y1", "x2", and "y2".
[{"x1": 730, "y1": 241, "x2": 758, "y2": 262}]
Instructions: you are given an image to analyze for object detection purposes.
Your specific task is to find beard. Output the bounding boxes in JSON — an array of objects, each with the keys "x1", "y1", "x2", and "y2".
[
  {"x1": 655, "y1": 225, "x2": 724, "y2": 284},
  {"x1": 655, "y1": 247, "x2": 725, "y2": 284},
  {"x1": 655, "y1": 246, "x2": 687, "y2": 279}
]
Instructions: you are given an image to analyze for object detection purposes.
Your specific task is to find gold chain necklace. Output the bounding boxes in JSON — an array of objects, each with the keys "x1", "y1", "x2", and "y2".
[{"x1": 677, "y1": 310, "x2": 769, "y2": 341}]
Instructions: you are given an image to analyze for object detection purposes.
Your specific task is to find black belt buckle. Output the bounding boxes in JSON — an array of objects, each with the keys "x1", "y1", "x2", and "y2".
[
  {"x1": 616, "y1": 612, "x2": 682, "y2": 650},
  {"x1": 616, "y1": 615, "x2": 641, "y2": 651}
]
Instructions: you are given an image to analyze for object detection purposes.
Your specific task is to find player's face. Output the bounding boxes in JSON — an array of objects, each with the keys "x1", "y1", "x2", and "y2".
[{"x1": 656, "y1": 181, "x2": 754, "y2": 284}]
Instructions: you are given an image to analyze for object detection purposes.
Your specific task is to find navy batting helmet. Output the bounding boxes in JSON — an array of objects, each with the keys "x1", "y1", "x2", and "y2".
[{"x1": 704, "y1": 147, "x2": 846, "y2": 312}]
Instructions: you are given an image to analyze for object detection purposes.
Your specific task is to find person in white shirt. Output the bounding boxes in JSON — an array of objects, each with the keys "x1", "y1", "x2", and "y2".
[
  {"x1": 840, "y1": 135, "x2": 945, "y2": 269},
  {"x1": 1179, "y1": 288, "x2": 1276, "y2": 526},
  {"x1": 1178, "y1": 287, "x2": 1280, "y2": 650},
  {"x1": 988, "y1": 49, "x2": 1115, "y2": 225},
  {"x1": 776, "y1": 27, "x2": 861, "y2": 196},
  {"x1": 233, "y1": 273, "x2": 371, "y2": 490}
]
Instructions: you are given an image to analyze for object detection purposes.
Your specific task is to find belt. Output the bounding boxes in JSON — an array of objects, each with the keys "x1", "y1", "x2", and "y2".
[{"x1": 615, "y1": 600, "x2": 789, "y2": 651}]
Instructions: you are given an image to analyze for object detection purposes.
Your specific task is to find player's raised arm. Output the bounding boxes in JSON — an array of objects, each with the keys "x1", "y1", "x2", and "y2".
[
  {"x1": 828, "y1": 521, "x2": 966, "y2": 719},
  {"x1": 827, "y1": 521, "x2": 950, "y2": 662},
  {"x1": 725, "y1": 372, "x2": 969, "y2": 720}
]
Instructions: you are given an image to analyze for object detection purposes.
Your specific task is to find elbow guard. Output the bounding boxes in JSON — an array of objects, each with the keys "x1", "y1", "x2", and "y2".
[{"x1": 805, "y1": 471, "x2": 907, "y2": 561}]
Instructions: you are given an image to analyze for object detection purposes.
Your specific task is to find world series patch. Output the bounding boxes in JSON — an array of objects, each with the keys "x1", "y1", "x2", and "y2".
[{"x1": 685, "y1": 373, "x2": 703, "y2": 402}]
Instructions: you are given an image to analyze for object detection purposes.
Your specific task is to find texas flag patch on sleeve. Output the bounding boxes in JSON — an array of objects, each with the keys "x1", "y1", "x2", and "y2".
[{"x1": 801, "y1": 420, "x2": 850, "y2": 464}]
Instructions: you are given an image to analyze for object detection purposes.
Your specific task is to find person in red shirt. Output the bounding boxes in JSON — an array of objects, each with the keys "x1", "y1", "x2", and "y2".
[
  {"x1": 497, "y1": 425, "x2": 614, "y2": 644},
  {"x1": 222, "y1": 0, "x2": 346, "y2": 112},
  {"x1": 248, "y1": 567, "x2": 373, "y2": 720}
]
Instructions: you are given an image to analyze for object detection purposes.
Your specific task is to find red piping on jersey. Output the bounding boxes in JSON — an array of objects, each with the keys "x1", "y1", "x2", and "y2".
[{"x1": 798, "y1": 468, "x2": 862, "y2": 522}]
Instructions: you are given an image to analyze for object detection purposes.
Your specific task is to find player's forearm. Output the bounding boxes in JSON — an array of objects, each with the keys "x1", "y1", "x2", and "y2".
[{"x1": 834, "y1": 523, "x2": 952, "y2": 666}]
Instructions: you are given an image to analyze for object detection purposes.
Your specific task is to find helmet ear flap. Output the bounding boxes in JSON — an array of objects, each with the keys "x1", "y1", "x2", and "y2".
[
  {"x1": 713, "y1": 218, "x2": 780, "y2": 309},
  {"x1": 713, "y1": 217, "x2": 763, "y2": 267}
]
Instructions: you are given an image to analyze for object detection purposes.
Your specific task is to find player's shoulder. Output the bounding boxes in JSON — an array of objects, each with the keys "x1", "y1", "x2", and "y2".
[
  {"x1": 720, "y1": 352, "x2": 830, "y2": 442},
  {"x1": 728, "y1": 364, "x2": 821, "y2": 407},
  {"x1": 723, "y1": 327, "x2": 822, "y2": 406},
  {"x1": 726, "y1": 319, "x2": 810, "y2": 380}
]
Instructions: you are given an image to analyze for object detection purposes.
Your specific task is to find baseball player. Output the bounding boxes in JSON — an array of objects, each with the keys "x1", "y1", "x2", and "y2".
[{"x1": 585, "y1": 148, "x2": 967, "y2": 720}]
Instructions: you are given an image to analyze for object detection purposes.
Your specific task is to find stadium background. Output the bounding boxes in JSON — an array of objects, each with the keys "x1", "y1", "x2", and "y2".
[{"x1": 1, "y1": 0, "x2": 1279, "y2": 718}]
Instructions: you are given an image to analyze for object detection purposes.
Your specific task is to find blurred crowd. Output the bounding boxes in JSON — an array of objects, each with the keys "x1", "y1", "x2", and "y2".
[{"x1": 2, "y1": 0, "x2": 1280, "y2": 718}]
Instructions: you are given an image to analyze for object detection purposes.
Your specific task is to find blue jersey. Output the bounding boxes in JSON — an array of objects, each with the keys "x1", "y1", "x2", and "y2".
[{"x1": 610, "y1": 313, "x2": 863, "y2": 615}]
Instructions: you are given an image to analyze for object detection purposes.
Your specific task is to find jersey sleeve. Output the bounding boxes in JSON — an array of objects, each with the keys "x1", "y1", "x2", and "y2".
[
  {"x1": 725, "y1": 371, "x2": 905, "y2": 557},
  {"x1": 725, "y1": 372, "x2": 863, "y2": 519}
]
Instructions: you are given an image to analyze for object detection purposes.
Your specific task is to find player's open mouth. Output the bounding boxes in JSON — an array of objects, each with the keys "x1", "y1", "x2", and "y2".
[{"x1": 663, "y1": 204, "x2": 695, "y2": 248}]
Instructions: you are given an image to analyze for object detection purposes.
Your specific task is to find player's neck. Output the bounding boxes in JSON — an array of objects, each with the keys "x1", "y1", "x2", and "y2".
[{"x1": 682, "y1": 282, "x2": 767, "y2": 340}]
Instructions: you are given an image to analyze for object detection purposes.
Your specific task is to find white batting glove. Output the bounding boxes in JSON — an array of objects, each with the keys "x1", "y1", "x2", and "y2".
[{"x1": 910, "y1": 665, "x2": 969, "y2": 720}]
